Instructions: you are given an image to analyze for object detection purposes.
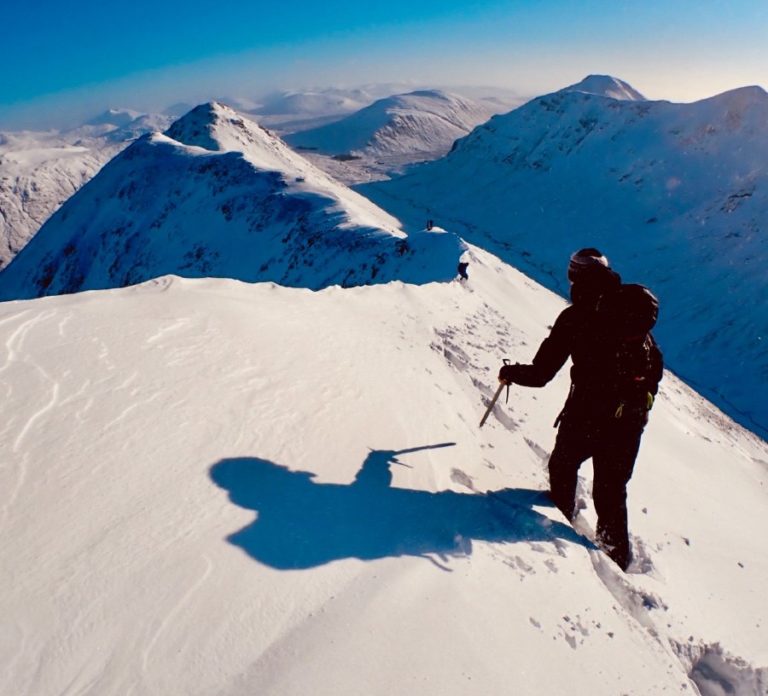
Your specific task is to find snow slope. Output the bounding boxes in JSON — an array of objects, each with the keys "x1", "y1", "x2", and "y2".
[
  {"x1": 284, "y1": 90, "x2": 505, "y2": 184},
  {"x1": 1, "y1": 245, "x2": 766, "y2": 695},
  {"x1": 0, "y1": 112, "x2": 171, "y2": 270},
  {"x1": 0, "y1": 103, "x2": 464, "y2": 300},
  {"x1": 360, "y1": 77, "x2": 768, "y2": 439}
]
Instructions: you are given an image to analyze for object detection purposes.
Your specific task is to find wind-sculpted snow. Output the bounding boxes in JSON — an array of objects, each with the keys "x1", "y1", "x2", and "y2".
[
  {"x1": 361, "y1": 79, "x2": 768, "y2": 437},
  {"x1": 0, "y1": 103, "x2": 465, "y2": 300}
]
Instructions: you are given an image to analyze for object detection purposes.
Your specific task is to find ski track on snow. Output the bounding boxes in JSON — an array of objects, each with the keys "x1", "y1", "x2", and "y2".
[
  {"x1": 0, "y1": 310, "x2": 38, "y2": 375},
  {"x1": 13, "y1": 379, "x2": 60, "y2": 452},
  {"x1": 102, "y1": 390, "x2": 163, "y2": 432}
]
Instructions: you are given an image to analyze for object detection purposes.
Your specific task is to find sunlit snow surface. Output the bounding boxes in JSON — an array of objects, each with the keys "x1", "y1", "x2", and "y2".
[{"x1": 1, "y1": 245, "x2": 766, "y2": 695}]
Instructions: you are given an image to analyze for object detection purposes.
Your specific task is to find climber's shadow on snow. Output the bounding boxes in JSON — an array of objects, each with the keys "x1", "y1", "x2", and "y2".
[{"x1": 210, "y1": 444, "x2": 589, "y2": 570}]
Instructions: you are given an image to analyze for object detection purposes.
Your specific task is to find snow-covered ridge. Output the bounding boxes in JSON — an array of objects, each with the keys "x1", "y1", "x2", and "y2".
[
  {"x1": 360, "y1": 76, "x2": 768, "y2": 438},
  {"x1": 0, "y1": 103, "x2": 465, "y2": 301},
  {"x1": 1, "y1": 243, "x2": 766, "y2": 694}
]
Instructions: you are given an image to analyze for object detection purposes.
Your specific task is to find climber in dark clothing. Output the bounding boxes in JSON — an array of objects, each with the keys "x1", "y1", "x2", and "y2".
[{"x1": 499, "y1": 248, "x2": 663, "y2": 570}]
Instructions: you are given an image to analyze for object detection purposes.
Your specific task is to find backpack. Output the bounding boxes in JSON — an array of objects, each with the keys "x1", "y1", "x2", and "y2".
[
  {"x1": 599, "y1": 283, "x2": 659, "y2": 340},
  {"x1": 596, "y1": 284, "x2": 663, "y2": 412}
]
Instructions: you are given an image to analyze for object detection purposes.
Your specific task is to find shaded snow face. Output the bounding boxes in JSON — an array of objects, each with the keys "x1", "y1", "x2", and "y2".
[{"x1": 360, "y1": 83, "x2": 768, "y2": 438}]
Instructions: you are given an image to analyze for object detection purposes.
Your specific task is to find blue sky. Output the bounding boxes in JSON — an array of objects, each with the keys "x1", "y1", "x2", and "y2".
[{"x1": 1, "y1": 0, "x2": 767, "y2": 129}]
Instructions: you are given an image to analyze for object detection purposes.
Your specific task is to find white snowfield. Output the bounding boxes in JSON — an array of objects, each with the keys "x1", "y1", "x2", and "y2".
[{"x1": 1, "y1": 245, "x2": 766, "y2": 695}]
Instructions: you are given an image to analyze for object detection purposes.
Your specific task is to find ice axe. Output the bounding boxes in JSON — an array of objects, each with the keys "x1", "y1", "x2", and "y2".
[{"x1": 479, "y1": 359, "x2": 510, "y2": 428}]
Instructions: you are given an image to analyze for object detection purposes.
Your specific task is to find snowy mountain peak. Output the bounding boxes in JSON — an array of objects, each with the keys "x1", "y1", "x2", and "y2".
[
  {"x1": 163, "y1": 101, "x2": 245, "y2": 152},
  {"x1": 373, "y1": 89, "x2": 475, "y2": 113},
  {"x1": 284, "y1": 89, "x2": 503, "y2": 172},
  {"x1": 162, "y1": 101, "x2": 330, "y2": 176},
  {"x1": 563, "y1": 74, "x2": 646, "y2": 101},
  {"x1": 405, "y1": 89, "x2": 449, "y2": 99}
]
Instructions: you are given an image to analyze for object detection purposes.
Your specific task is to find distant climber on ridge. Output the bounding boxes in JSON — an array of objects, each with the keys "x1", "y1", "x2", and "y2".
[{"x1": 497, "y1": 248, "x2": 663, "y2": 570}]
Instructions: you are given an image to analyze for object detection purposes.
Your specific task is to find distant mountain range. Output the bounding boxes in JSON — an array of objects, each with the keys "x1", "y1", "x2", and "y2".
[
  {"x1": 360, "y1": 75, "x2": 768, "y2": 436},
  {"x1": 0, "y1": 110, "x2": 171, "y2": 269},
  {"x1": 0, "y1": 103, "x2": 464, "y2": 300}
]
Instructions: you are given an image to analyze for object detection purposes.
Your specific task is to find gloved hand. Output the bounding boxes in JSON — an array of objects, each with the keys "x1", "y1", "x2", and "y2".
[{"x1": 498, "y1": 363, "x2": 518, "y2": 385}]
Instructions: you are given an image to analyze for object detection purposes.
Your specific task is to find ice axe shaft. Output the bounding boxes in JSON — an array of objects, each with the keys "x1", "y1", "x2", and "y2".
[{"x1": 479, "y1": 382, "x2": 506, "y2": 428}]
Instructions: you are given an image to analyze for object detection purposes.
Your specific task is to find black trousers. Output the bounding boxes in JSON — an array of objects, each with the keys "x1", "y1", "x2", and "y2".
[{"x1": 547, "y1": 410, "x2": 646, "y2": 569}]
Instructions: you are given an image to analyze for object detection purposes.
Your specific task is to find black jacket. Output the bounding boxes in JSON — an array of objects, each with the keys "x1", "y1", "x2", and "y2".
[{"x1": 504, "y1": 295, "x2": 663, "y2": 421}]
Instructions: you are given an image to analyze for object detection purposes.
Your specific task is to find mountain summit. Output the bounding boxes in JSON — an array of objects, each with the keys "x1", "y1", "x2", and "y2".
[
  {"x1": 285, "y1": 90, "x2": 502, "y2": 161},
  {"x1": 562, "y1": 74, "x2": 646, "y2": 101},
  {"x1": 0, "y1": 103, "x2": 464, "y2": 300}
]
